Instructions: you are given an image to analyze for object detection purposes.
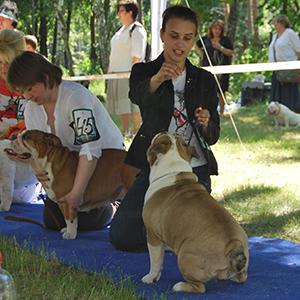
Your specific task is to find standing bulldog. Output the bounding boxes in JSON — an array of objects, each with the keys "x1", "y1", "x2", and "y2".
[
  {"x1": 7, "y1": 129, "x2": 138, "y2": 239},
  {"x1": 142, "y1": 132, "x2": 248, "y2": 293},
  {"x1": 267, "y1": 101, "x2": 300, "y2": 128}
]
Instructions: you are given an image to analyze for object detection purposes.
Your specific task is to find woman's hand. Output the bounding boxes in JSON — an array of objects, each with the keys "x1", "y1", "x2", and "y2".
[
  {"x1": 194, "y1": 107, "x2": 210, "y2": 128},
  {"x1": 149, "y1": 62, "x2": 182, "y2": 93},
  {"x1": 58, "y1": 190, "x2": 83, "y2": 220},
  {"x1": 211, "y1": 40, "x2": 222, "y2": 50},
  {"x1": 35, "y1": 171, "x2": 50, "y2": 188}
]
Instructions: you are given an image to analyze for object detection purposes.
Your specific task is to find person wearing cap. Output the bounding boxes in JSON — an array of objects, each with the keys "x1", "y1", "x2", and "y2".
[{"x1": 0, "y1": 1, "x2": 18, "y2": 30}]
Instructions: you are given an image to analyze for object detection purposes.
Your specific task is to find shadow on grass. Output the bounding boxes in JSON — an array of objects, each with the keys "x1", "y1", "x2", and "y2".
[
  {"x1": 222, "y1": 184, "x2": 279, "y2": 204},
  {"x1": 242, "y1": 209, "x2": 300, "y2": 239},
  {"x1": 222, "y1": 184, "x2": 300, "y2": 241}
]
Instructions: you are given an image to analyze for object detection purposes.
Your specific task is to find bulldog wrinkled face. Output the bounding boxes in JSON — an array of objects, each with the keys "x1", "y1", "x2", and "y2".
[
  {"x1": 146, "y1": 132, "x2": 196, "y2": 166},
  {"x1": 5, "y1": 130, "x2": 62, "y2": 160},
  {"x1": 267, "y1": 101, "x2": 280, "y2": 115}
]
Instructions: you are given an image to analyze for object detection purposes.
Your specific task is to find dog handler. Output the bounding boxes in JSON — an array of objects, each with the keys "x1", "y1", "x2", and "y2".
[
  {"x1": 7, "y1": 51, "x2": 124, "y2": 231},
  {"x1": 110, "y1": 5, "x2": 220, "y2": 251}
]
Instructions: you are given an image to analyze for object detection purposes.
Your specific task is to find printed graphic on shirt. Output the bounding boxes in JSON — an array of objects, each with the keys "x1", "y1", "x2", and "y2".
[
  {"x1": 172, "y1": 90, "x2": 189, "y2": 136},
  {"x1": 70, "y1": 109, "x2": 100, "y2": 145},
  {"x1": 16, "y1": 98, "x2": 26, "y2": 120}
]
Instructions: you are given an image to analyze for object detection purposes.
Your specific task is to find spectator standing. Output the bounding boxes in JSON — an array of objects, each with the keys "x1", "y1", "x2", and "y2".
[
  {"x1": 0, "y1": 1, "x2": 18, "y2": 30},
  {"x1": 106, "y1": 0, "x2": 147, "y2": 136},
  {"x1": 195, "y1": 20, "x2": 233, "y2": 115},
  {"x1": 25, "y1": 34, "x2": 38, "y2": 52},
  {"x1": 268, "y1": 15, "x2": 300, "y2": 112}
]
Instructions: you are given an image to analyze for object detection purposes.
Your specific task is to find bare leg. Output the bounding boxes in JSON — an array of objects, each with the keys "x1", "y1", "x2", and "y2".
[
  {"x1": 218, "y1": 93, "x2": 226, "y2": 115},
  {"x1": 131, "y1": 112, "x2": 142, "y2": 133},
  {"x1": 120, "y1": 113, "x2": 130, "y2": 134}
]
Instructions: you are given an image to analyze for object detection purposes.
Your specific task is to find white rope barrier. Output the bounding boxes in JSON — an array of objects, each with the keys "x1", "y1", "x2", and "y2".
[{"x1": 202, "y1": 60, "x2": 300, "y2": 75}]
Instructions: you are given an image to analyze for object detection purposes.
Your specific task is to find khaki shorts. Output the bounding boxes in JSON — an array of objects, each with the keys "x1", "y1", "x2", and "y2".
[{"x1": 106, "y1": 78, "x2": 140, "y2": 115}]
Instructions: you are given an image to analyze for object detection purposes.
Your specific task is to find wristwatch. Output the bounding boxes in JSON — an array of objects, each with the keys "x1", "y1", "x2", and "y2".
[{"x1": 220, "y1": 46, "x2": 224, "y2": 51}]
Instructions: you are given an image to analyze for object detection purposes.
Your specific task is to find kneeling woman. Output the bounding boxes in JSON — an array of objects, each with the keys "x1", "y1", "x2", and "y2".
[{"x1": 7, "y1": 51, "x2": 124, "y2": 231}]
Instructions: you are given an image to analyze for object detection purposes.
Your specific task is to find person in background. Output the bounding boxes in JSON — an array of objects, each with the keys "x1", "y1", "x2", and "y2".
[
  {"x1": 25, "y1": 34, "x2": 38, "y2": 52},
  {"x1": 268, "y1": 15, "x2": 300, "y2": 112},
  {"x1": 0, "y1": 1, "x2": 17, "y2": 30},
  {"x1": 106, "y1": 0, "x2": 147, "y2": 137},
  {"x1": 109, "y1": 5, "x2": 220, "y2": 252},
  {"x1": 195, "y1": 19, "x2": 233, "y2": 115},
  {"x1": 0, "y1": 29, "x2": 38, "y2": 203},
  {"x1": 7, "y1": 51, "x2": 125, "y2": 231}
]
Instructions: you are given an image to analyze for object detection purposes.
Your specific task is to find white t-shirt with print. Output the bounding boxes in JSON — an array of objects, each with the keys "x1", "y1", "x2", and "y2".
[
  {"x1": 268, "y1": 28, "x2": 300, "y2": 62},
  {"x1": 168, "y1": 70, "x2": 207, "y2": 168},
  {"x1": 24, "y1": 80, "x2": 124, "y2": 160},
  {"x1": 108, "y1": 21, "x2": 147, "y2": 72}
]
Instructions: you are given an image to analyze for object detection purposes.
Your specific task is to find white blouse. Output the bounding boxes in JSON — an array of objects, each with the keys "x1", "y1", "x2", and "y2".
[
  {"x1": 268, "y1": 28, "x2": 300, "y2": 62},
  {"x1": 108, "y1": 21, "x2": 147, "y2": 72},
  {"x1": 24, "y1": 80, "x2": 124, "y2": 160}
]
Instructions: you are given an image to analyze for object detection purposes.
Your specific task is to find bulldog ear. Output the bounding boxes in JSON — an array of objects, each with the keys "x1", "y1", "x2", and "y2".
[
  {"x1": 49, "y1": 134, "x2": 62, "y2": 147},
  {"x1": 147, "y1": 142, "x2": 170, "y2": 166}
]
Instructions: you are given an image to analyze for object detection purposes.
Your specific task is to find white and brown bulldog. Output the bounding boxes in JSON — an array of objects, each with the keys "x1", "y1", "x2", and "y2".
[
  {"x1": 267, "y1": 101, "x2": 300, "y2": 128},
  {"x1": 142, "y1": 132, "x2": 249, "y2": 294},
  {"x1": 7, "y1": 129, "x2": 138, "y2": 239}
]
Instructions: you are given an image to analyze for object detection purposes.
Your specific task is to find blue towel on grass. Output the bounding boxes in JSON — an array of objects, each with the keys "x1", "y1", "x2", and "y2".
[{"x1": 0, "y1": 203, "x2": 300, "y2": 300}]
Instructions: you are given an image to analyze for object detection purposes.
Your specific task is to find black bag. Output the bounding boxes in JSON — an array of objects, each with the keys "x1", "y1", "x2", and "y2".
[
  {"x1": 275, "y1": 69, "x2": 300, "y2": 83},
  {"x1": 129, "y1": 24, "x2": 151, "y2": 62}
]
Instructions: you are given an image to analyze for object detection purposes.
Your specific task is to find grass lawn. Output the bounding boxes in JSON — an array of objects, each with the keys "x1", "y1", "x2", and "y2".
[{"x1": 1, "y1": 101, "x2": 299, "y2": 299}]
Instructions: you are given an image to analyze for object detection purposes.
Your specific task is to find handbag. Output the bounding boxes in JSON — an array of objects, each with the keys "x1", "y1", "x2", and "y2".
[
  {"x1": 275, "y1": 69, "x2": 300, "y2": 83},
  {"x1": 273, "y1": 35, "x2": 300, "y2": 83}
]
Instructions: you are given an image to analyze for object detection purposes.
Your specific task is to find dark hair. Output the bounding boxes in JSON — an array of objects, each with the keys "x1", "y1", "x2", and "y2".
[
  {"x1": 25, "y1": 34, "x2": 38, "y2": 51},
  {"x1": 117, "y1": 1, "x2": 139, "y2": 20},
  {"x1": 7, "y1": 51, "x2": 62, "y2": 92},
  {"x1": 0, "y1": 1, "x2": 18, "y2": 28},
  {"x1": 162, "y1": 5, "x2": 198, "y2": 35}
]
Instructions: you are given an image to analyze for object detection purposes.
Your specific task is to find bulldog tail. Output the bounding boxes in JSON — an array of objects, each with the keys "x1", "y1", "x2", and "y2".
[
  {"x1": 226, "y1": 239, "x2": 247, "y2": 273},
  {"x1": 229, "y1": 246, "x2": 247, "y2": 272}
]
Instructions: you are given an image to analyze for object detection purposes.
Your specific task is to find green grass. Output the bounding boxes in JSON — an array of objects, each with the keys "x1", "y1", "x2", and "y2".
[
  {"x1": 1, "y1": 101, "x2": 300, "y2": 299},
  {"x1": 211, "y1": 102, "x2": 300, "y2": 243}
]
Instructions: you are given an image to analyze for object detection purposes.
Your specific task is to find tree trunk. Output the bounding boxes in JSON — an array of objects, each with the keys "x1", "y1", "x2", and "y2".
[
  {"x1": 227, "y1": 0, "x2": 239, "y2": 48},
  {"x1": 51, "y1": 19, "x2": 57, "y2": 63},
  {"x1": 97, "y1": 0, "x2": 111, "y2": 73},
  {"x1": 54, "y1": 0, "x2": 64, "y2": 66},
  {"x1": 39, "y1": 0, "x2": 48, "y2": 57},
  {"x1": 90, "y1": 3, "x2": 97, "y2": 69}
]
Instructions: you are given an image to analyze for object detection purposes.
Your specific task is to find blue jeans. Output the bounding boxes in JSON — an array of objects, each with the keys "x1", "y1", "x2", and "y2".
[{"x1": 109, "y1": 164, "x2": 211, "y2": 252}]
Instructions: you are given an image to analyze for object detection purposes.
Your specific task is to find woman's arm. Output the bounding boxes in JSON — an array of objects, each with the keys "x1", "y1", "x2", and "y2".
[{"x1": 59, "y1": 155, "x2": 97, "y2": 219}]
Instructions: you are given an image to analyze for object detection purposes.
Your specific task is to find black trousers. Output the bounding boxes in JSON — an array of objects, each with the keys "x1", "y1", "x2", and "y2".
[
  {"x1": 109, "y1": 165, "x2": 211, "y2": 252},
  {"x1": 43, "y1": 197, "x2": 115, "y2": 231}
]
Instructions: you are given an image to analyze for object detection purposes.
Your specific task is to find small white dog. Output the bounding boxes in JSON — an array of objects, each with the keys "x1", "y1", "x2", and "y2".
[
  {"x1": 0, "y1": 139, "x2": 38, "y2": 211},
  {"x1": 267, "y1": 101, "x2": 300, "y2": 128}
]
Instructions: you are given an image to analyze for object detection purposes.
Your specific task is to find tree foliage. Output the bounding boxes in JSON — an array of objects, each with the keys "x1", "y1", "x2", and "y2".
[{"x1": 13, "y1": 0, "x2": 300, "y2": 85}]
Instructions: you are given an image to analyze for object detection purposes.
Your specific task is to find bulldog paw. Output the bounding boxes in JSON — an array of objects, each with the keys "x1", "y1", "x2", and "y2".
[
  {"x1": 60, "y1": 227, "x2": 77, "y2": 240},
  {"x1": 142, "y1": 272, "x2": 161, "y2": 284}
]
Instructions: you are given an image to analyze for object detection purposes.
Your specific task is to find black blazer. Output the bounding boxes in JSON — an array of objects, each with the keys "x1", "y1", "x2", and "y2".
[{"x1": 125, "y1": 53, "x2": 220, "y2": 175}]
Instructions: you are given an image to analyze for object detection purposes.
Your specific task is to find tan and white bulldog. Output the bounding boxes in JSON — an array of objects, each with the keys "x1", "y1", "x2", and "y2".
[
  {"x1": 267, "y1": 101, "x2": 300, "y2": 128},
  {"x1": 142, "y1": 132, "x2": 249, "y2": 294},
  {"x1": 7, "y1": 129, "x2": 139, "y2": 239}
]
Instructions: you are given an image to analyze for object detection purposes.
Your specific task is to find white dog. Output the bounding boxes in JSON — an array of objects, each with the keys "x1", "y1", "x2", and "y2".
[
  {"x1": 0, "y1": 139, "x2": 38, "y2": 211},
  {"x1": 267, "y1": 101, "x2": 300, "y2": 128}
]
